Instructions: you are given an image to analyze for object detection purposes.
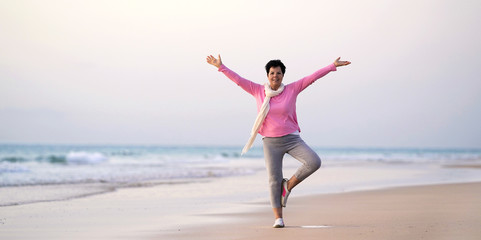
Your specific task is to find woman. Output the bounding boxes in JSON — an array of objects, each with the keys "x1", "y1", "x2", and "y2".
[{"x1": 206, "y1": 54, "x2": 351, "y2": 228}]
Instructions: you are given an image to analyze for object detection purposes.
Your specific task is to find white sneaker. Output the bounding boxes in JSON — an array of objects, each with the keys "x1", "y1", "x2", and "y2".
[
  {"x1": 273, "y1": 218, "x2": 285, "y2": 228},
  {"x1": 281, "y1": 178, "x2": 290, "y2": 207}
]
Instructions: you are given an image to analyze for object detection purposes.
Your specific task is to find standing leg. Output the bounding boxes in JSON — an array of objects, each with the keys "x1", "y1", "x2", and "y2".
[{"x1": 262, "y1": 137, "x2": 287, "y2": 224}]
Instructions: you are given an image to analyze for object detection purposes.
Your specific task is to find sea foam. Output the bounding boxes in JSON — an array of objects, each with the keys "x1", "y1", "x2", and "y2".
[{"x1": 66, "y1": 152, "x2": 108, "y2": 164}]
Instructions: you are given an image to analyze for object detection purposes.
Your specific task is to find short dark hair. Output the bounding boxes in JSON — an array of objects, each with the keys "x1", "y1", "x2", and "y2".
[{"x1": 265, "y1": 60, "x2": 286, "y2": 75}]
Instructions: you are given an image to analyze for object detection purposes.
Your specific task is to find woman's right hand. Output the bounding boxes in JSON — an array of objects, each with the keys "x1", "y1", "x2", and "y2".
[{"x1": 206, "y1": 54, "x2": 222, "y2": 69}]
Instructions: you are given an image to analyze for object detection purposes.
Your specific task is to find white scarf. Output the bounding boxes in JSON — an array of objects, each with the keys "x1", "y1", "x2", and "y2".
[{"x1": 241, "y1": 83, "x2": 285, "y2": 155}]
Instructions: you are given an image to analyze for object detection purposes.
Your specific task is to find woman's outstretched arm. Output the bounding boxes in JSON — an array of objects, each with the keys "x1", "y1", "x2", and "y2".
[
  {"x1": 291, "y1": 57, "x2": 351, "y2": 92},
  {"x1": 206, "y1": 54, "x2": 261, "y2": 96}
]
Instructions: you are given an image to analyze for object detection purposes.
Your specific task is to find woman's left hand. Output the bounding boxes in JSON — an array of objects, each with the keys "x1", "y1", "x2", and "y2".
[{"x1": 334, "y1": 57, "x2": 351, "y2": 67}]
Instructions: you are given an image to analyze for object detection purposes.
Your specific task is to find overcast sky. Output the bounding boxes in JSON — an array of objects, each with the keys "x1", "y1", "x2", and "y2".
[{"x1": 1, "y1": 0, "x2": 480, "y2": 148}]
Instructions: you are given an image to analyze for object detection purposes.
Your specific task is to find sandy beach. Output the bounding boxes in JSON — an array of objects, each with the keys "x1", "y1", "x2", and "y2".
[
  {"x1": 1, "y1": 162, "x2": 480, "y2": 240},
  {"x1": 165, "y1": 182, "x2": 481, "y2": 240}
]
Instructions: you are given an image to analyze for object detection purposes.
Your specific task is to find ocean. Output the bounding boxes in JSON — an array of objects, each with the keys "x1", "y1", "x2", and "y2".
[{"x1": 1, "y1": 144, "x2": 481, "y2": 206}]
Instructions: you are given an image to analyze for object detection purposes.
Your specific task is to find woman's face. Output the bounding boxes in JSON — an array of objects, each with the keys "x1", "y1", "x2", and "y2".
[{"x1": 267, "y1": 66, "x2": 284, "y2": 91}]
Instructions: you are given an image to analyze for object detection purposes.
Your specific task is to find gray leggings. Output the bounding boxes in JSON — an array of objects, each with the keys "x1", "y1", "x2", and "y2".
[{"x1": 262, "y1": 134, "x2": 321, "y2": 208}]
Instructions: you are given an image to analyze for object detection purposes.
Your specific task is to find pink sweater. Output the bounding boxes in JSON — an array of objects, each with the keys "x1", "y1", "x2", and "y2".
[{"x1": 218, "y1": 63, "x2": 337, "y2": 137}]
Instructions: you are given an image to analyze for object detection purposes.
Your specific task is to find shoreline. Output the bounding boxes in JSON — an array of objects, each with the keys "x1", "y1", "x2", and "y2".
[
  {"x1": 3, "y1": 161, "x2": 481, "y2": 208},
  {"x1": 0, "y1": 178, "x2": 201, "y2": 207}
]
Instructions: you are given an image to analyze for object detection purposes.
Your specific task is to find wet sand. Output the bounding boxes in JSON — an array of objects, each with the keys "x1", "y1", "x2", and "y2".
[{"x1": 163, "y1": 182, "x2": 481, "y2": 240}]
